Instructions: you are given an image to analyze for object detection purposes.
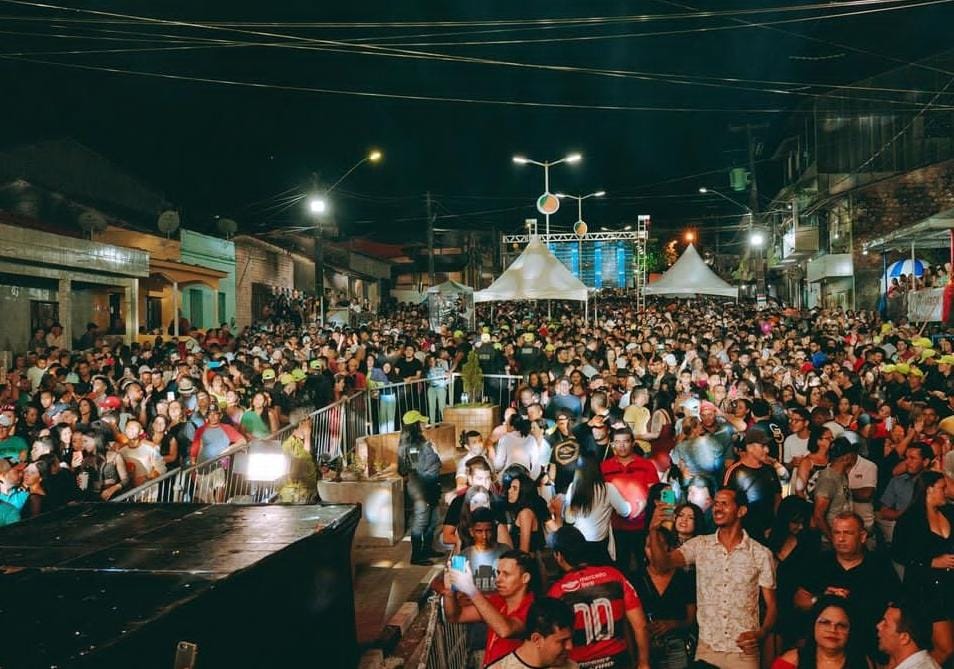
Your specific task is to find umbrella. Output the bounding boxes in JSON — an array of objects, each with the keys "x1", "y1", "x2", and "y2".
[{"x1": 884, "y1": 258, "x2": 928, "y2": 279}]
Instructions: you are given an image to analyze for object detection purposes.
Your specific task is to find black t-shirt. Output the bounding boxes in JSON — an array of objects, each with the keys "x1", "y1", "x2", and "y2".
[
  {"x1": 723, "y1": 461, "x2": 781, "y2": 542},
  {"x1": 633, "y1": 567, "x2": 696, "y2": 626},
  {"x1": 799, "y1": 552, "x2": 900, "y2": 655},
  {"x1": 549, "y1": 438, "x2": 582, "y2": 495},
  {"x1": 395, "y1": 356, "x2": 424, "y2": 380}
]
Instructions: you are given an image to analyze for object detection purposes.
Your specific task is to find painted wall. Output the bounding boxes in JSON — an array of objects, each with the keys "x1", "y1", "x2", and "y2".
[
  {"x1": 233, "y1": 239, "x2": 294, "y2": 329},
  {"x1": 179, "y1": 229, "x2": 235, "y2": 331},
  {"x1": 0, "y1": 281, "x2": 57, "y2": 352}
]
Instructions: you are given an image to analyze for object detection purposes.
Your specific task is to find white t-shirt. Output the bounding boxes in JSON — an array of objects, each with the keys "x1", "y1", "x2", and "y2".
[
  {"x1": 563, "y1": 481, "x2": 632, "y2": 555},
  {"x1": 494, "y1": 432, "x2": 542, "y2": 479},
  {"x1": 782, "y1": 434, "x2": 809, "y2": 465},
  {"x1": 849, "y1": 455, "x2": 878, "y2": 530}
]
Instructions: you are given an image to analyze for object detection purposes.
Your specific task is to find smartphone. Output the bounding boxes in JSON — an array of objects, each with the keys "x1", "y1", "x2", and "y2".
[
  {"x1": 450, "y1": 555, "x2": 468, "y2": 573},
  {"x1": 167, "y1": 391, "x2": 175, "y2": 402},
  {"x1": 660, "y1": 488, "x2": 677, "y2": 506}
]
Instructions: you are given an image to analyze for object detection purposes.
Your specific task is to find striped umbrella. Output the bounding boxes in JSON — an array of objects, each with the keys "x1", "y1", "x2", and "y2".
[{"x1": 884, "y1": 258, "x2": 928, "y2": 280}]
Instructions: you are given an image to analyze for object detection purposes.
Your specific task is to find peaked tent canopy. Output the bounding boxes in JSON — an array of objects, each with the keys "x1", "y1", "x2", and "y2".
[
  {"x1": 644, "y1": 243, "x2": 738, "y2": 299},
  {"x1": 475, "y1": 236, "x2": 588, "y2": 302}
]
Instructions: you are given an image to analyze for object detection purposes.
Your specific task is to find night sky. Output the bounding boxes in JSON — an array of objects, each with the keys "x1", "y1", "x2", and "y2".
[{"x1": 1, "y1": 0, "x2": 952, "y2": 245}]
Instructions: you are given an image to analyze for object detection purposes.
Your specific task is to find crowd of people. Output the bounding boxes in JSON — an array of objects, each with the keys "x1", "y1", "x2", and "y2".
[
  {"x1": 886, "y1": 263, "x2": 952, "y2": 297},
  {"x1": 392, "y1": 297, "x2": 954, "y2": 669},
  {"x1": 2, "y1": 287, "x2": 954, "y2": 669}
]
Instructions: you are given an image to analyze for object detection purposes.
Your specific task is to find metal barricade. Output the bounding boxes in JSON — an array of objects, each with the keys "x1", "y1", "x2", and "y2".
[
  {"x1": 416, "y1": 596, "x2": 469, "y2": 669},
  {"x1": 366, "y1": 378, "x2": 434, "y2": 435},
  {"x1": 448, "y1": 373, "x2": 523, "y2": 411}
]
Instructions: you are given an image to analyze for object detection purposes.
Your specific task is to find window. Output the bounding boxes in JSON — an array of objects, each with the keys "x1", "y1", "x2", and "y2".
[
  {"x1": 251, "y1": 283, "x2": 272, "y2": 323},
  {"x1": 189, "y1": 288, "x2": 204, "y2": 328},
  {"x1": 217, "y1": 291, "x2": 226, "y2": 326},
  {"x1": 146, "y1": 297, "x2": 163, "y2": 331}
]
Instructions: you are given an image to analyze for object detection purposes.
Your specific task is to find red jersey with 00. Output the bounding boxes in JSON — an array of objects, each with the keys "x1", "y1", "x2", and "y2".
[
  {"x1": 548, "y1": 565, "x2": 641, "y2": 664},
  {"x1": 483, "y1": 592, "x2": 535, "y2": 667}
]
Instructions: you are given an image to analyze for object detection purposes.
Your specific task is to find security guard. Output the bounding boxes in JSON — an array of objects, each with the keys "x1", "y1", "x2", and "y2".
[
  {"x1": 515, "y1": 331, "x2": 546, "y2": 378},
  {"x1": 397, "y1": 410, "x2": 443, "y2": 565},
  {"x1": 474, "y1": 331, "x2": 506, "y2": 403}
]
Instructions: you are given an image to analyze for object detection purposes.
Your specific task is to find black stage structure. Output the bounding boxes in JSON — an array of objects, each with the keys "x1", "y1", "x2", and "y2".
[{"x1": 0, "y1": 503, "x2": 361, "y2": 668}]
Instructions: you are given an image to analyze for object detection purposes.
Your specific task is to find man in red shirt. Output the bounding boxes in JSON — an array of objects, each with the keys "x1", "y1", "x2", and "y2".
[
  {"x1": 445, "y1": 549, "x2": 538, "y2": 667},
  {"x1": 549, "y1": 526, "x2": 651, "y2": 669},
  {"x1": 600, "y1": 426, "x2": 659, "y2": 577}
]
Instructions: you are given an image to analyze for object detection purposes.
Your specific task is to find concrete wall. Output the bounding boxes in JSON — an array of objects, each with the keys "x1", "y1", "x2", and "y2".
[
  {"x1": 234, "y1": 240, "x2": 294, "y2": 329},
  {"x1": 180, "y1": 229, "x2": 236, "y2": 330}
]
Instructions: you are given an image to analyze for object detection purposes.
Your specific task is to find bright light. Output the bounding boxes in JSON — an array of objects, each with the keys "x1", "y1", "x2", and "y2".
[
  {"x1": 246, "y1": 453, "x2": 288, "y2": 482},
  {"x1": 512, "y1": 156, "x2": 529, "y2": 164},
  {"x1": 555, "y1": 193, "x2": 567, "y2": 199},
  {"x1": 308, "y1": 197, "x2": 327, "y2": 214},
  {"x1": 565, "y1": 153, "x2": 582, "y2": 163},
  {"x1": 594, "y1": 191, "x2": 606, "y2": 197},
  {"x1": 623, "y1": 224, "x2": 632, "y2": 231},
  {"x1": 685, "y1": 231, "x2": 695, "y2": 242},
  {"x1": 600, "y1": 226, "x2": 609, "y2": 231},
  {"x1": 367, "y1": 150, "x2": 382, "y2": 162},
  {"x1": 698, "y1": 187, "x2": 709, "y2": 194},
  {"x1": 750, "y1": 232, "x2": 765, "y2": 247}
]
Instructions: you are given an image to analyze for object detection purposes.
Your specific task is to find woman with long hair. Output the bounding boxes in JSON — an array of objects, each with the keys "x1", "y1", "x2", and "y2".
[
  {"x1": 77, "y1": 397, "x2": 99, "y2": 426},
  {"x1": 494, "y1": 414, "x2": 542, "y2": 480},
  {"x1": 832, "y1": 397, "x2": 858, "y2": 432},
  {"x1": 21, "y1": 459, "x2": 49, "y2": 519},
  {"x1": 771, "y1": 597, "x2": 870, "y2": 669},
  {"x1": 502, "y1": 467, "x2": 547, "y2": 554},
  {"x1": 767, "y1": 496, "x2": 821, "y2": 651},
  {"x1": 793, "y1": 426, "x2": 833, "y2": 500},
  {"x1": 558, "y1": 454, "x2": 633, "y2": 564},
  {"x1": 892, "y1": 470, "x2": 954, "y2": 665},
  {"x1": 672, "y1": 502, "x2": 705, "y2": 547}
]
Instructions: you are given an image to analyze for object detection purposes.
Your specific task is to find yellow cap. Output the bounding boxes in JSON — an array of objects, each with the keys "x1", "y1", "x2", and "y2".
[
  {"x1": 279, "y1": 373, "x2": 295, "y2": 385},
  {"x1": 895, "y1": 363, "x2": 911, "y2": 375},
  {"x1": 920, "y1": 349, "x2": 937, "y2": 361},
  {"x1": 524, "y1": 332, "x2": 534, "y2": 342},
  {"x1": 402, "y1": 410, "x2": 429, "y2": 425},
  {"x1": 261, "y1": 368, "x2": 276, "y2": 380},
  {"x1": 882, "y1": 364, "x2": 896, "y2": 374},
  {"x1": 545, "y1": 344, "x2": 556, "y2": 352},
  {"x1": 938, "y1": 354, "x2": 954, "y2": 365},
  {"x1": 913, "y1": 338, "x2": 933, "y2": 349},
  {"x1": 881, "y1": 323, "x2": 894, "y2": 334},
  {"x1": 291, "y1": 368, "x2": 307, "y2": 381},
  {"x1": 909, "y1": 366, "x2": 925, "y2": 378}
]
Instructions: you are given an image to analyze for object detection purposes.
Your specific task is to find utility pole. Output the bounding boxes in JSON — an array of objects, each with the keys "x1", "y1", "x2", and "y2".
[
  {"x1": 426, "y1": 191, "x2": 436, "y2": 288},
  {"x1": 731, "y1": 123, "x2": 768, "y2": 301},
  {"x1": 311, "y1": 172, "x2": 325, "y2": 326}
]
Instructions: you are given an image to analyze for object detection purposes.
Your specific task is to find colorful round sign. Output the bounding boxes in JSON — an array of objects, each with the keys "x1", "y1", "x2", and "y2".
[
  {"x1": 536, "y1": 192, "x2": 560, "y2": 215},
  {"x1": 573, "y1": 220, "x2": 588, "y2": 237}
]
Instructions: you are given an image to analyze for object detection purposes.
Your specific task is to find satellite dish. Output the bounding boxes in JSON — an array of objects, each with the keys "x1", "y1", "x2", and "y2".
[
  {"x1": 216, "y1": 217, "x2": 238, "y2": 239},
  {"x1": 157, "y1": 210, "x2": 180, "y2": 235},
  {"x1": 77, "y1": 210, "x2": 107, "y2": 234}
]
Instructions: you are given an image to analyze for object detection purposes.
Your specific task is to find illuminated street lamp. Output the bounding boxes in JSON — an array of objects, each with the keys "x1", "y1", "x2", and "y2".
[
  {"x1": 310, "y1": 149, "x2": 383, "y2": 324},
  {"x1": 684, "y1": 231, "x2": 696, "y2": 243},
  {"x1": 698, "y1": 186, "x2": 752, "y2": 214},
  {"x1": 513, "y1": 153, "x2": 583, "y2": 236},
  {"x1": 556, "y1": 190, "x2": 605, "y2": 281}
]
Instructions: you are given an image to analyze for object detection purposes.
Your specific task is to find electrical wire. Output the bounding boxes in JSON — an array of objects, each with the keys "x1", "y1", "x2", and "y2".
[{"x1": 2, "y1": 0, "x2": 951, "y2": 110}]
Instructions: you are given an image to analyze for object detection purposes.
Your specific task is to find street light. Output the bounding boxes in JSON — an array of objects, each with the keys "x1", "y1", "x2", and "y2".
[
  {"x1": 698, "y1": 186, "x2": 752, "y2": 213},
  {"x1": 749, "y1": 231, "x2": 765, "y2": 247},
  {"x1": 557, "y1": 190, "x2": 605, "y2": 282},
  {"x1": 685, "y1": 231, "x2": 696, "y2": 243},
  {"x1": 309, "y1": 149, "x2": 383, "y2": 325},
  {"x1": 512, "y1": 152, "x2": 583, "y2": 236}
]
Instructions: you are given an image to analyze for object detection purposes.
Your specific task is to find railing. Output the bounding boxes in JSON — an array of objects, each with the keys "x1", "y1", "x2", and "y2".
[
  {"x1": 112, "y1": 371, "x2": 524, "y2": 505},
  {"x1": 415, "y1": 596, "x2": 468, "y2": 669}
]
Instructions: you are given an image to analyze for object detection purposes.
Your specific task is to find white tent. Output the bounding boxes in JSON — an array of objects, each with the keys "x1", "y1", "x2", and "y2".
[
  {"x1": 475, "y1": 236, "x2": 589, "y2": 303},
  {"x1": 644, "y1": 243, "x2": 738, "y2": 299}
]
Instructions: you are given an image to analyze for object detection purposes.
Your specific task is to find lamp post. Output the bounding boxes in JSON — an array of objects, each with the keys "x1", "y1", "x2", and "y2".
[
  {"x1": 513, "y1": 153, "x2": 582, "y2": 237},
  {"x1": 556, "y1": 190, "x2": 605, "y2": 282},
  {"x1": 308, "y1": 149, "x2": 382, "y2": 325},
  {"x1": 749, "y1": 230, "x2": 767, "y2": 306}
]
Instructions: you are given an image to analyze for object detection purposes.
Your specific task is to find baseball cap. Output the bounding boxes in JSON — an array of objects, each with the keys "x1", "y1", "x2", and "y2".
[
  {"x1": 921, "y1": 349, "x2": 937, "y2": 361},
  {"x1": 909, "y1": 366, "x2": 925, "y2": 378},
  {"x1": 402, "y1": 410, "x2": 429, "y2": 426},
  {"x1": 744, "y1": 428, "x2": 771, "y2": 446},
  {"x1": 912, "y1": 337, "x2": 933, "y2": 349},
  {"x1": 882, "y1": 364, "x2": 896, "y2": 374},
  {"x1": 309, "y1": 359, "x2": 322, "y2": 369},
  {"x1": 101, "y1": 396, "x2": 122, "y2": 411},
  {"x1": 261, "y1": 369, "x2": 276, "y2": 381},
  {"x1": 291, "y1": 369, "x2": 307, "y2": 382},
  {"x1": 279, "y1": 373, "x2": 295, "y2": 385},
  {"x1": 453, "y1": 330, "x2": 464, "y2": 339},
  {"x1": 895, "y1": 363, "x2": 911, "y2": 376},
  {"x1": 939, "y1": 354, "x2": 954, "y2": 365}
]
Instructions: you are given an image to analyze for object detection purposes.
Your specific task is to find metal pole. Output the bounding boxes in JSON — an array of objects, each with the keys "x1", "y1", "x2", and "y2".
[
  {"x1": 314, "y1": 222, "x2": 324, "y2": 327},
  {"x1": 172, "y1": 280, "x2": 179, "y2": 338},
  {"x1": 544, "y1": 162, "x2": 550, "y2": 237},
  {"x1": 426, "y1": 191, "x2": 436, "y2": 287},
  {"x1": 882, "y1": 248, "x2": 888, "y2": 318}
]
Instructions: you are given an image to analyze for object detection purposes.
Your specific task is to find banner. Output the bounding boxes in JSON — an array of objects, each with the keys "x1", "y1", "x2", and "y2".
[{"x1": 907, "y1": 287, "x2": 945, "y2": 322}]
